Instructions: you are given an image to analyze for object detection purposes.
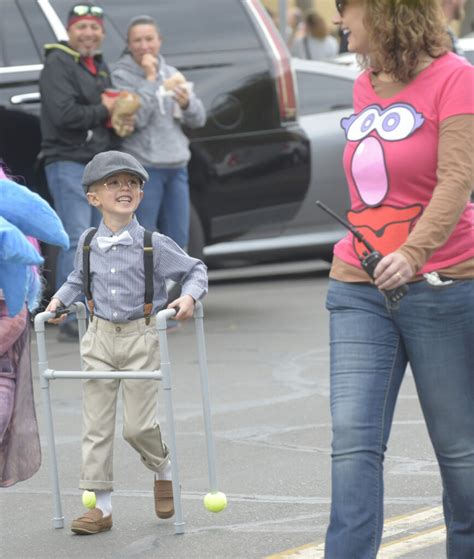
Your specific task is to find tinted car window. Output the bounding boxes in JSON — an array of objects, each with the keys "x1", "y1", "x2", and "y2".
[
  {"x1": 50, "y1": 0, "x2": 260, "y2": 62},
  {"x1": 0, "y1": 2, "x2": 41, "y2": 65},
  {"x1": 19, "y1": 0, "x2": 68, "y2": 58},
  {"x1": 297, "y1": 72, "x2": 354, "y2": 115}
]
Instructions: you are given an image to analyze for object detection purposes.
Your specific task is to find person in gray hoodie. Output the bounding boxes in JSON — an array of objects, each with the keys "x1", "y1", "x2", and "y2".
[{"x1": 111, "y1": 15, "x2": 206, "y2": 249}]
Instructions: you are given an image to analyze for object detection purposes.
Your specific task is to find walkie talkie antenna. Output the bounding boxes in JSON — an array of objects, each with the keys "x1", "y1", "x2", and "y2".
[{"x1": 315, "y1": 200, "x2": 376, "y2": 254}]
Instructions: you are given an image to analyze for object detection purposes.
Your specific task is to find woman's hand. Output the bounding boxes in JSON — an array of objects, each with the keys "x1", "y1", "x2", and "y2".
[
  {"x1": 167, "y1": 294, "x2": 195, "y2": 320},
  {"x1": 173, "y1": 85, "x2": 190, "y2": 109},
  {"x1": 374, "y1": 252, "x2": 414, "y2": 291},
  {"x1": 45, "y1": 298, "x2": 67, "y2": 324},
  {"x1": 140, "y1": 53, "x2": 158, "y2": 80}
]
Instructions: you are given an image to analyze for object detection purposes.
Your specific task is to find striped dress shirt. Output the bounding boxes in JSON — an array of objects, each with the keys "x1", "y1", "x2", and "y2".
[{"x1": 55, "y1": 217, "x2": 208, "y2": 322}]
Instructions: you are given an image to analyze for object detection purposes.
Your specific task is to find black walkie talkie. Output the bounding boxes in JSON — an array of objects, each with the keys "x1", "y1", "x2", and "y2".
[{"x1": 316, "y1": 201, "x2": 408, "y2": 304}]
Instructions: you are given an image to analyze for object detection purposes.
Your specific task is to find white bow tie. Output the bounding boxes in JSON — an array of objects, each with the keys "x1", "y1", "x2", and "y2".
[{"x1": 96, "y1": 230, "x2": 133, "y2": 251}]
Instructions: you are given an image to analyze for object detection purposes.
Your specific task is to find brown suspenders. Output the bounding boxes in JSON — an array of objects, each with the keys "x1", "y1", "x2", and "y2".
[
  {"x1": 143, "y1": 230, "x2": 153, "y2": 324},
  {"x1": 83, "y1": 229, "x2": 154, "y2": 324},
  {"x1": 82, "y1": 228, "x2": 97, "y2": 320}
]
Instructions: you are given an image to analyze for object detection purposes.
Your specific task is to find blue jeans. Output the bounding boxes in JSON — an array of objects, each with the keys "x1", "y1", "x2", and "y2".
[
  {"x1": 324, "y1": 279, "x2": 474, "y2": 559},
  {"x1": 135, "y1": 166, "x2": 189, "y2": 248},
  {"x1": 45, "y1": 161, "x2": 100, "y2": 290}
]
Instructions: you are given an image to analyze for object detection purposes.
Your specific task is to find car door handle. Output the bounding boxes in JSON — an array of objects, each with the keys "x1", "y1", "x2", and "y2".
[{"x1": 10, "y1": 92, "x2": 41, "y2": 105}]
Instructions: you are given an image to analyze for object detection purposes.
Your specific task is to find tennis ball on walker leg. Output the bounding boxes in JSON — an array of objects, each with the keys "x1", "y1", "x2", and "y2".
[
  {"x1": 204, "y1": 491, "x2": 227, "y2": 512},
  {"x1": 82, "y1": 490, "x2": 96, "y2": 509}
]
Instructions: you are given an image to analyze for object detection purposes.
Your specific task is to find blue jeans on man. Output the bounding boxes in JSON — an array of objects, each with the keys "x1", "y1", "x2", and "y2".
[
  {"x1": 134, "y1": 166, "x2": 189, "y2": 249},
  {"x1": 324, "y1": 278, "x2": 474, "y2": 559},
  {"x1": 45, "y1": 161, "x2": 100, "y2": 290}
]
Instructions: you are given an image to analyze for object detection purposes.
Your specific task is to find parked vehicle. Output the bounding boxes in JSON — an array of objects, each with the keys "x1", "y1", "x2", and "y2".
[
  {"x1": 0, "y1": 0, "x2": 310, "y2": 269},
  {"x1": 205, "y1": 58, "x2": 358, "y2": 265},
  {"x1": 459, "y1": 35, "x2": 474, "y2": 64},
  {"x1": 335, "y1": 38, "x2": 474, "y2": 67}
]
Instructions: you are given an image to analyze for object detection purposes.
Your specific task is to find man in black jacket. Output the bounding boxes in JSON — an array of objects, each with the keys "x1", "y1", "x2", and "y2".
[{"x1": 40, "y1": 2, "x2": 116, "y2": 341}]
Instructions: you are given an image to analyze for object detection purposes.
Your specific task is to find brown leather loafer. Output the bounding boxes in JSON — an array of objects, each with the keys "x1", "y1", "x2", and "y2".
[
  {"x1": 154, "y1": 480, "x2": 174, "y2": 519},
  {"x1": 71, "y1": 508, "x2": 112, "y2": 535}
]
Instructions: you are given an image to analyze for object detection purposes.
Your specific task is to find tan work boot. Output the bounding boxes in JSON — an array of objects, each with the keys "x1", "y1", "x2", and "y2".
[{"x1": 154, "y1": 480, "x2": 174, "y2": 519}]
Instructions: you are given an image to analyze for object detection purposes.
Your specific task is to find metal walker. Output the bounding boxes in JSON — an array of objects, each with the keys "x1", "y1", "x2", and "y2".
[{"x1": 34, "y1": 301, "x2": 222, "y2": 535}]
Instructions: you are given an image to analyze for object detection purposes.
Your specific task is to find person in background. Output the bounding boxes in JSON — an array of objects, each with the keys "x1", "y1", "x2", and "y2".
[
  {"x1": 0, "y1": 298, "x2": 40, "y2": 488},
  {"x1": 286, "y1": 6, "x2": 306, "y2": 49},
  {"x1": 0, "y1": 163, "x2": 68, "y2": 488},
  {"x1": 111, "y1": 15, "x2": 206, "y2": 250},
  {"x1": 441, "y1": 0, "x2": 467, "y2": 55},
  {"x1": 291, "y1": 10, "x2": 339, "y2": 61},
  {"x1": 39, "y1": 2, "x2": 117, "y2": 341},
  {"x1": 323, "y1": 1, "x2": 474, "y2": 557}
]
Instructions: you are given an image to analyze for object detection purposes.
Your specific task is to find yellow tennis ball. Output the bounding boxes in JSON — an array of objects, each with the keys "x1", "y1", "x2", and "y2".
[
  {"x1": 82, "y1": 490, "x2": 96, "y2": 509},
  {"x1": 203, "y1": 491, "x2": 227, "y2": 513}
]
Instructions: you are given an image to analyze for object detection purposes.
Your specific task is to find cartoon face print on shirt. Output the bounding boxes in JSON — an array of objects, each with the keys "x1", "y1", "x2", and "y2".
[{"x1": 341, "y1": 103, "x2": 424, "y2": 259}]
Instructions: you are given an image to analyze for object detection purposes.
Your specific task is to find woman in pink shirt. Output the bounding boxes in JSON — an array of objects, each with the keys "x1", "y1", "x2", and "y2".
[{"x1": 323, "y1": 1, "x2": 474, "y2": 557}]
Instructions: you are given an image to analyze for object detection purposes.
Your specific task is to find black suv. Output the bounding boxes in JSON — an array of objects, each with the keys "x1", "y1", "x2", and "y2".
[{"x1": 0, "y1": 0, "x2": 310, "y2": 263}]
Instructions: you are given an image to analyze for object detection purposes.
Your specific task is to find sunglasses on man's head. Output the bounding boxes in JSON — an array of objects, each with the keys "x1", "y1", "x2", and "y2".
[{"x1": 72, "y1": 4, "x2": 104, "y2": 18}]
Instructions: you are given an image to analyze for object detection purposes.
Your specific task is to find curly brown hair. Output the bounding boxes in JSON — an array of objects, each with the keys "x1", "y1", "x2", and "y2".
[{"x1": 359, "y1": 0, "x2": 450, "y2": 82}]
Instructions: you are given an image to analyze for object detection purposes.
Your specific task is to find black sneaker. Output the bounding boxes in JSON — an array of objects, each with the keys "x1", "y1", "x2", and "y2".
[{"x1": 57, "y1": 321, "x2": 79, "y2": 342}]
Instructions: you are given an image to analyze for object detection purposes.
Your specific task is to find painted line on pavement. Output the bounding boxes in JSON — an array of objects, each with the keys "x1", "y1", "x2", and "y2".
[
  {"x1": 378, "y1": 526, "x2": 446, "y2": 558},
  {"x1": 266, "y1": 506, "x2": 445, "y2": 559},
  {"x1": 382, "y1": 506, "x2": 443, "y2": 538}
]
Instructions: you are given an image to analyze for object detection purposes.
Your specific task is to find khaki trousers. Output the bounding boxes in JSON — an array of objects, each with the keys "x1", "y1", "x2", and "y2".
[{"x1": 79, "y1": 316, "x2": 169, "y2": 491}]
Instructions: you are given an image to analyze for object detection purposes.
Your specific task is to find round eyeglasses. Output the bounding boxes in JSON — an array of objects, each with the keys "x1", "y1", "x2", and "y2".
[{"x1": 103, "y1": 177, "x2": 143, "y2": 192}]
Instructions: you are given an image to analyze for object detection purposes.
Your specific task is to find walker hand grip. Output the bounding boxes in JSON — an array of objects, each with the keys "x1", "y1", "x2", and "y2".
[
  {"x1": 54, "y1": 306, "x2": 71, "y2": 318},
  {"x1": 156, "y1": 307, "x2": 178, "y2": 329}
]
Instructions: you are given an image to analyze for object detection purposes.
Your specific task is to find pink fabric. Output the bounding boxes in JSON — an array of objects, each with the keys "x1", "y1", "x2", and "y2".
[
  {"x1": 0, "y1": 379, "x2": 15, "y2": 441},
  {"x1": 26, "y1": 236, "x2": 41, "y2": 286},
  {"x1": 334, "y1": 52, "x2": 474, "y2": 273},
  {"x1": 0, "y1": 304, "x2": 27, "y2": 354},
  {"x1": 26, "y1": 237, "x2": 40, "y2": 252},
  {"x1": 0, "y1": 300, "x2": 41, "y2": 487}
]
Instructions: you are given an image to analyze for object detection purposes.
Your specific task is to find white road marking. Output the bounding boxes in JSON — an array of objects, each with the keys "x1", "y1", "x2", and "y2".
[
  {"x1": 267, "y1": 506, "x2": 445, "y2": 559},
  {"x1": 382, "y1": 506, "x2": 443, "y2": 538},
  {"x1": 378, "y1": 526, "x2": 446, "y2": 558}
]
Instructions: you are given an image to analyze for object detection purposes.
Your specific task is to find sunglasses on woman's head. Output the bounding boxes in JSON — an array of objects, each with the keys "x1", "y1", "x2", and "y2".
[
  {"x1": 336, "y1": 0, "x2": 348, "y2": 15},
  {"x1": 72, "y1": 5, "x2": 104, "y2": 18}
]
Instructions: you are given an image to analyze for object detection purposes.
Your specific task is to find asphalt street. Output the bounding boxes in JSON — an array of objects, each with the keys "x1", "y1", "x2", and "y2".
[{"x1": 1, "y1": 260, "x2": 446, "y2": 558}]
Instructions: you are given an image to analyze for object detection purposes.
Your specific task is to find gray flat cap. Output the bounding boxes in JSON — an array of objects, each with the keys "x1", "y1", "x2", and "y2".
[{"x1": 82, "y1": 151, "x2": 149, "y2": 192}]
